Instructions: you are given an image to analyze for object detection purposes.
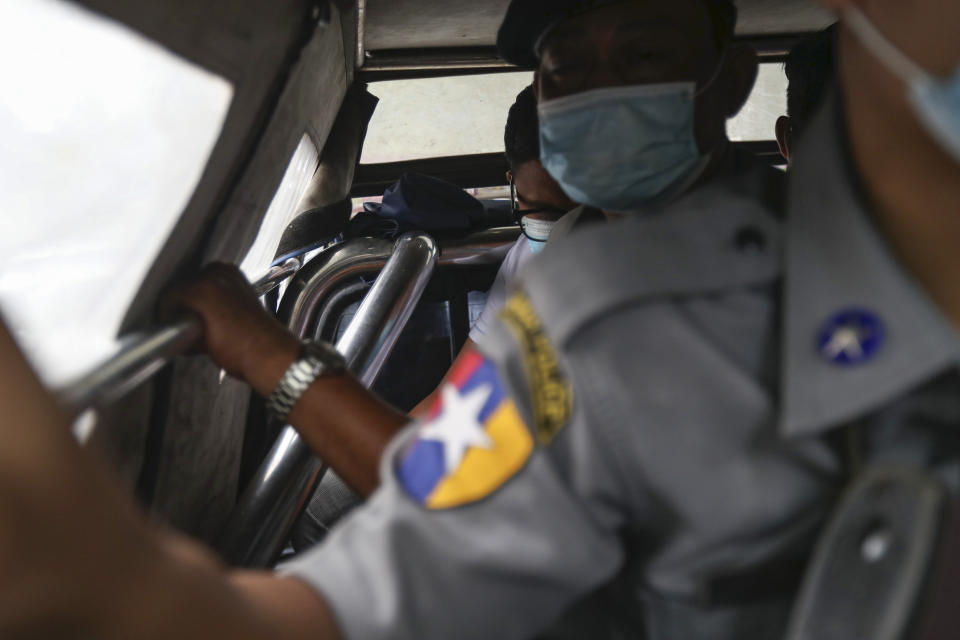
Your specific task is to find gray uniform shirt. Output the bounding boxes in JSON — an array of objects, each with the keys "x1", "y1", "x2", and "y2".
[
  {"x1": 285, "y1": 101, "x2": 957, "y2": 638},
  {"x1": 780, "y1": 96, "x2": 960, "y2": 490},
  {"x1": 284, "y1": 140, "x2": 823, "y2": 638}
]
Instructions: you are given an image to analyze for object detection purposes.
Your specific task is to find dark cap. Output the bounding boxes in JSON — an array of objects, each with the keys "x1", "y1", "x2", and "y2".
[{"x1": 497, "y1": 0, "x2": 737, "y2": 70}]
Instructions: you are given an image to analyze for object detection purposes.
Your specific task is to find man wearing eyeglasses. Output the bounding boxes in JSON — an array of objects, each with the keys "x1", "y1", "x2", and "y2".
[
  {"x1": 290, "y1": 85, "x2": 580, "y2": 539},
  {"x1": 465, "y1": 85, "x2": 577, "y2": 353}
]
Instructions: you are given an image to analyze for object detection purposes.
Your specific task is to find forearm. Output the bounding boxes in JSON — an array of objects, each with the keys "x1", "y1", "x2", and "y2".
[
  {"x1": 134, "y1": 559, "x2": 342, "y2": 640},
  {"x1": 0, "y1": 320, "x2": 337, "y2": 640},
  {"x1": 409, "y1": 338, "x2": 476, "y2": 418},
  {"x1": 91, "y1": 538, "x2": 341, "y2": 640},
  {"x1": 0, "y1": 314, "x2": 76, "y2": 472},
  {"x1": 164, "y1": 265, "x2": 410, "y2": 497},
  {"x1": 240, "y1": 330, "x2": 409, "y2": 497}
]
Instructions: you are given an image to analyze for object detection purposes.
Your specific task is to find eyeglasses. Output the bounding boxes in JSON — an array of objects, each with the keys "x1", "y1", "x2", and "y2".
[{"x1": 510, "y1": 176, "x2": 567, "y2": 240}]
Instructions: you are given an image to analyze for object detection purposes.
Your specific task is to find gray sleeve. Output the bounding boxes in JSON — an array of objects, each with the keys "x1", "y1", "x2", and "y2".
[
  {"x1": 469, "y1": 237, "x2": 529, "y2": 342},
  {"x1": 283, "y1": 323, "x2": 630, "y2": 640}
]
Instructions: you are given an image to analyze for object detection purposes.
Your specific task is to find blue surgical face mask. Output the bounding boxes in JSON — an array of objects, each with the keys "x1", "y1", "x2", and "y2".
[
  {"x1": 521, "y1": 216, "x2": 555, "y2": 254},
  {"x1": 846, "y1": 6, "x2": 960, "y2": 164},
  {"x1": 538, "y1": 81, "x2": 711, "y2": 213}
]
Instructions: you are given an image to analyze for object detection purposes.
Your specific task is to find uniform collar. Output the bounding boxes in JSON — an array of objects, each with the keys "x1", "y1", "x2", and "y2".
[
  {"x1": 548, "y1": 205, "x2": 606, "y2": 240},
  {"x1": 779, "y1": 91, "x2": 960, "y2": 437}
]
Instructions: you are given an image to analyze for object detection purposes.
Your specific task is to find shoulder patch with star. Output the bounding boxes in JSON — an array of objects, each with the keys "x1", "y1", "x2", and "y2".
[{"x1": 396, "y1": 349, "x2": 534, "y2": 509}]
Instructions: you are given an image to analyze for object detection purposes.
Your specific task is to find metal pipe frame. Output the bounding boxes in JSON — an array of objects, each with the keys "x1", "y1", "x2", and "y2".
[
  {"x1": 280, "y1": 237, "x2": 393, "y2": 337},
  {"x1": 356, "y1": 34, "x2": 806, "y2": 82},
  {"x1": 57, "y1": 225, "x2": 515, "y2": 425},
  {"x1": 58, "y1": 257, "x2": 302, "y2": 421},
  {"x1": 278, "y1": 226, "x2": 518, "y2": 336},
  {"x1": 218, "y1": 232, "x2": 439, "y2": 566},
  {"x1": 356, "y1": 0, "x2": 366, "y2": 68},
  {"x1": 217, "y1": 227, "x2": 518, "y2": 566},
  {"x1": 438, "y1": 226, "x2": 518, "y2": 266},
  {"x1": 360, "y1": 47, "x2": 514, "y2": 74},
  {"x1": 52, "y1": 224, "x2": 516, "y2": 565}
]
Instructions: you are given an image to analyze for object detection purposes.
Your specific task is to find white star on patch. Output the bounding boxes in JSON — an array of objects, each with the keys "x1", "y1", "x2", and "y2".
[
  {"x1": 420, "y1": 384, "x2": 495, "y2": 472},
  {"x1": 822, "y1": 326, "x2": 866, "y2": 360}
]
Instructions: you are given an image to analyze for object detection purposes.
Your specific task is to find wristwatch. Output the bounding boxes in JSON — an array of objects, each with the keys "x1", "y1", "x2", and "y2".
[{"x1": 266, "y1": 340, "x2": 347, "y2": 423}]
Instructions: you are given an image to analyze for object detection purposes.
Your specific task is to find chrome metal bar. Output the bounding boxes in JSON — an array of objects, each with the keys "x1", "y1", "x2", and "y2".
[
  {"x1": 313, "y1": 280, "x2": 370, "y2": 342},
  {"x1": 356, "y1": 0, "x2": 366, "y2": 69},
  {"x1": 60, "y1": 320, "x2": 202, "y2": 420},
  {"x1": 282, "y1": 237, "x2": 393, "y2": 336},
  {"x1": 275, "y1": 228, "x2": 517, "y2": 338},
  {"x1": 340, "y1": 233, "x2": 440, "y2": 385},
  {"x1": 439, "y1": 226, "x2": 520, "y2": 266},
  {"x1": 57, "y1": 258, "x2": 302, "y2": 420},
  {"x1": 361, "y1": 48, "x2": 515, "y2": 73},
  {"x1": 216, "y1": 230, "x2": 516, "y2": 566},
  {"x1": 257, "y1": 257, "x2": 303, "y2": 297},
  {"x1": 218, "y1": 232, "x2": 438, "y2": 567}
]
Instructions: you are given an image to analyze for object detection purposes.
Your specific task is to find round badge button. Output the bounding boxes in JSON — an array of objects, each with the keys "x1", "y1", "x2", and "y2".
[{"x1": 817, "y1": 308, "x2": 885, "y2": 366}]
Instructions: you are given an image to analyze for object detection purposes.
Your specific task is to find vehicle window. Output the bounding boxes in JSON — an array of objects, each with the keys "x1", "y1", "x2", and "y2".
[
  {"x1": 361, "y1": 72, "x2": 535, "y2": 164},
  {"x1": 0, "y1": 0, "x2": 233, "y2": 384},
  {"x1": 728, "y1": 63, "x2": 787, "y2": 142},
  {"x1": 240, "y1": 135, "x2": 319, "y2": 277},
  {"x1": 361, "y1": 63, "x2": 786, "y2": 165}
]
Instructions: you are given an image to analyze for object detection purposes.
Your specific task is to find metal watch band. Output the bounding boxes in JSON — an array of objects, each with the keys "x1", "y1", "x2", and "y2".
[{"x1": 265, "y1": 340, "x2": 346, "y2": 423}]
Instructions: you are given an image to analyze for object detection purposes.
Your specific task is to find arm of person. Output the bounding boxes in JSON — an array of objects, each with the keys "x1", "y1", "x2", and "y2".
[
  {"x1": 410, "y1": 236, "x2": 532, "y2": 417},
  {"x1": 0, "y1": 313, "x2": 343, "y2": 639},
  {"x1": 171, "y1": 237, "x2": 532, "y2": 495},
  {"x1": 409, "y1": 338, "x2": 476, "y2": 418},
  {"x1": 165, "y1": 264, "x2": 408, "y2": 498},
  {"x1": 280, "y1": 316, "x2": 637, "y2": 640}
]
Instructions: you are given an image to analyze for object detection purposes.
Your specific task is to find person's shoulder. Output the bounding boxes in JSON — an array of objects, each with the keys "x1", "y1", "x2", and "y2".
[
  {"x1": 501, "y1": 234, "x2": 533, "y2": 274},
  {"x1": 520, "y1": 186, "x2": 782, "y2": 347}
]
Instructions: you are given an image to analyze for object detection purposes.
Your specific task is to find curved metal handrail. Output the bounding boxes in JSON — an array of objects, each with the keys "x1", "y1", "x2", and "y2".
[
  {"x1": 437, "y1": 226, "x2": 519, "y2": 266},
  {"x1": 217, "y1": 226, "x2": 519, "y2": 566},
  {"x1": 56, "y1": 226, "x2": 518, "y2": 422},
  {"x1": 279, "y1": 237, "x2": 393, "y2": 338},
  {"x1": 49, "y1": 223, "x2": 517, "y2": 564},
  {"x1": 218, "y1": 232, "x2": 439, "y2": 566},
  {"x1": 275, "y1": 226, "x2": 520, "y2": 336},
  {"x1": 57, "y1": 257, "x2": 302, "y2": 421}
]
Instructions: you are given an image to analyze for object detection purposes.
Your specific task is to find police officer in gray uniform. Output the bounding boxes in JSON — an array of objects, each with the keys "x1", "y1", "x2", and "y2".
[
  {"x1": 2, "y1": 0, "x2": 960, "y2": 639},
  {"x1": 282, "y1": 1, "x2": 833, "y2": 638}
]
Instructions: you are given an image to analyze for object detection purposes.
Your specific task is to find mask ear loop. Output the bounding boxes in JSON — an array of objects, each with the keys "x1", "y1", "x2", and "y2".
[{"x1": 511, "y1": 175, "x2": 533, "y2": 241}]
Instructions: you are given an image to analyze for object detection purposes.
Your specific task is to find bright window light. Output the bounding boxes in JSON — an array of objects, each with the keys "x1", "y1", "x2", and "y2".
[
  {"x1": 0, "y1": 0, "x2": 233, "y2": 385},
  {"x1": 361, "y1": 72, "x2": 534, "y2": 164},
  {"x1": 240, "y1": 135, "x2": 320, "y2": 277},
  {"x1": 728, "y1": 63, "x2": 788, "y2": 142},
  {"x1": 361, "y1": 65, "x2": 786, "y2": 166}
]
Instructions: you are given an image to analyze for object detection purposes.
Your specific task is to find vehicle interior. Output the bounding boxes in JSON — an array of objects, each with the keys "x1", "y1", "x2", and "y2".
[{"x1": 3, "y1": 0, "x2": 853, "y2": 593}]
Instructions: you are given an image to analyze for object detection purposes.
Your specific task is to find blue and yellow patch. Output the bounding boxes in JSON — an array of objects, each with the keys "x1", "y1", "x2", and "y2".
[{"x1": 397, "y1": 349, "x2": 533, "y2": 509}]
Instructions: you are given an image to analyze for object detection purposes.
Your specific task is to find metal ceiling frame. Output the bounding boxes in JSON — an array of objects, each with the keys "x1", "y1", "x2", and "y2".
[{"x1": 357, "y1": 32, "x2": 805, "y2": 82}]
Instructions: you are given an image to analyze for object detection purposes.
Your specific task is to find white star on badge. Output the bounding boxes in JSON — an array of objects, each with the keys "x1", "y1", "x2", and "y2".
[
  {"x1": 822, "y1": 326, "x2": 865, "y2": 360},
  {"x1": 420, "y1": 384, "x2": 495, "y2": 472}
]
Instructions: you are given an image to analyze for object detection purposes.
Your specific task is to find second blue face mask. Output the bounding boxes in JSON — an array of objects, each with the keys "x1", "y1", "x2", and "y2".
[
  {"x1": 520, "y1": 216, "x2": 556, "y2": 254},
  {"x1": 538, "y1": 82, "x2": 707, "y2": 213},
  {"x1": 846, "y1": 6, "x2": 960, "y2": 165}
]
